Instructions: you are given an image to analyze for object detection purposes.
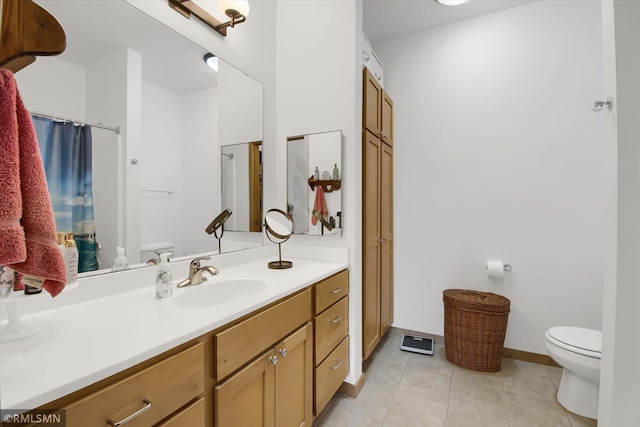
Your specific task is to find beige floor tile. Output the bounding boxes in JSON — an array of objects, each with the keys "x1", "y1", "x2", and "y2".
[
  {"x1": 446, "y1": 406, "x2": 509, "y2": 427},
  {"x1": 316, "y1": 405, "x2": 384, "y2": 427},
  {"x1": 397, "y1": 367, "x2": 451, "y2": 403},
  {"x1": 449, "y1": 377, "x2": 507, "y2": 419},
  {"x1": 336, "y1": 382, "x2": 395, "y2": 420},
  {"x1": 501, "y1": 358, "x2": 551, "y2": 377},
  {"x1": 384, "y1": 390, "x2": 448, "y2": 427},
  {"x1": 407, "y1": 345, "x2": 454, "y2": 378},
  {"x1": 565, "y1": 410, "x2": 597, "y2": 427},
  {"x1": 372, "y1": 338, "x2": 412, "y2": 366},
  {"x1": 366, "y1": 358, "x2": 407, "y2": 389},
  {"x1": 505, "y1": 390, "x2": 572, "y2": 427},
  {"x1": 502, "y1": 366, "x2": 558, "y2": 401},
  {"x1": 452, "y1": 366, "x2": 503, "y2": 389}
]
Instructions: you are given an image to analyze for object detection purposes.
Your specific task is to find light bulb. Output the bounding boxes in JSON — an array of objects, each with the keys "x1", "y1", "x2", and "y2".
[{"x1": 436, "y1": 0, "x2": 469, "y2": 6}]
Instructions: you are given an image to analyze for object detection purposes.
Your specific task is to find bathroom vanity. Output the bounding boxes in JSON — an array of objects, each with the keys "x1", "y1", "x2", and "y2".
[{"x1": 0, "y1": 246, "x2": 349, "y2": 427}]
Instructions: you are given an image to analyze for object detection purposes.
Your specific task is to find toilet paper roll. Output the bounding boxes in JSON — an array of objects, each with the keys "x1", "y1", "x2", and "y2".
[{"x1": 487, "y1": 260, "x2": 504, "y2": 278}]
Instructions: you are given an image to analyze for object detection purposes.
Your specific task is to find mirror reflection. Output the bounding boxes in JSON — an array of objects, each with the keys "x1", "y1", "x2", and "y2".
[
  {"x1": 287, "y1": 130, "x2": 342, "y2": 236},
  {"x1": 14, "y1": 0, "x2": 264, "y2": 275},
  {"x1": 221, "y1": 143, "x2": 263, "y2": 233}
]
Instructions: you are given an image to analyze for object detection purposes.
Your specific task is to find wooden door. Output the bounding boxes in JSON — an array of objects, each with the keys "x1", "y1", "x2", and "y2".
[
  {"x1": 274, "y1": 323, "x2": 313, "y2": 427},
  {"x1": 363, "y1": 68, "x2": 382, "y2": 136},
  {"x1": 249, "y1": 141, "x2": 262, "y2": 232},
  {"x1": 215, "y1": 349, "x2": 275, "y2": 427},
  {"x1": 380, "y1": 143, "x2": 394, "y2": 336},
  {"x1": 362, "y1": 129, "x2": 381, "y2": 361},
  {"x1": 381, "y1": 91, "x2": 394, "y2": 147}
]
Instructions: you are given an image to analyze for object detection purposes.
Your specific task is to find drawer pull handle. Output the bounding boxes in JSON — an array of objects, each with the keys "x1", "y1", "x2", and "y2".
[
  {"x1": 107, "y1": 399, "x2": 152, "y2": 426},
  {"x1": 331, "y1": 359, "x2": 343, "y2": 370},
  {"x1": 279, "y1": 348, "x2": 288, "y2": 358},
  {"x1": 269, "y1": 355, "x2": 279, "y2": 365},
  {"x1": 329, "y1": 315, "x2": 342, "y2": 324},
  {"x1": 330, "y1": 287, "x2": 343, "y2": 294}
]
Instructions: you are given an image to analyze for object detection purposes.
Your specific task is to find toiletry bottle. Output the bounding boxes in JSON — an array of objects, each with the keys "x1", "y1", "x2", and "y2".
[
  {"x1": 155, "y1": 253, "x2": 173, "y2": 299},
  {"x1": 314, "y1": 166, "x2": 319, "y2": 180},
  {"x1": 57, "y1": 232, "x2": 68, "y2": 281},
  {"x1": 65, "y1": 233, "x2": 79, "y2": 283},
  {"x1": 0, "y1": 266, "x2": 14, "y2": 297},
  {"x1": 333, "y1": 163, "x2": 339, "y2": 180},
  {"x1": 112, "y1": 246, "x2": 131, "y2": 272}
]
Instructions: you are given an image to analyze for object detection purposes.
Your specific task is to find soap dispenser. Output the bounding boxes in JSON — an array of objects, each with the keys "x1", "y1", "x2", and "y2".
[
  {"x1": 111, "y1": 246, "x2": 131, "y2": 272},
  {"x1": 155, "y1": 253, "x2": 173, "y2": 299}
]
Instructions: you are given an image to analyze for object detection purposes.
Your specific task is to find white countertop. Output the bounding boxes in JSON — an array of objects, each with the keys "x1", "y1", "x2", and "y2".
[{"x1": 0, "y1": 246, "x2": 348, "y2": 410}]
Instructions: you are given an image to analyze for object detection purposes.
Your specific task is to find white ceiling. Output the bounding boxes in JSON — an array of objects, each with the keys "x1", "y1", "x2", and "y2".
[
  {"x1": 35, "y1": 0, "x2": 217, "y2": 95},
  {"x1": 363, "y1": 0, "x2": 536, "y2": 44}
]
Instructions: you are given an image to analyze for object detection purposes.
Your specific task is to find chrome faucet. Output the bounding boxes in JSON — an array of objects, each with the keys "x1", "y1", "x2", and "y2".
[{"x1": 176, "y1": 256, "x2": 219, "y2": 288}]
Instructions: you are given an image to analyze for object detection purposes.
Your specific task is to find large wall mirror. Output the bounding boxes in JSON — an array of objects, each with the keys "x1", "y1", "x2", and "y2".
[
  {"x1": 287, "y1": 130, "x2": 342, "y2": 236},
  {"x1": 15, "y1": 0, "x2": 264, "y2": 275}
]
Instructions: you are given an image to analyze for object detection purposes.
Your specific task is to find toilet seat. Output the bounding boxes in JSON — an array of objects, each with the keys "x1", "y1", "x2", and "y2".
[{"x1": 546, "y1": 326, "x2": 601, "y2": 359}]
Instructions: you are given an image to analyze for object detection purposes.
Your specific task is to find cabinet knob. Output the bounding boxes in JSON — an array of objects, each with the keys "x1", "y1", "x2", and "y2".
[
  {"x1": 269, "y1": 355, "x2": 278, "y2": 365},
  {"x1": 279, "y1": 348, "x2": 288, "y2": 358},
  {"x1": 329, "y1": 315, "x2": 342, "y2": 324}
]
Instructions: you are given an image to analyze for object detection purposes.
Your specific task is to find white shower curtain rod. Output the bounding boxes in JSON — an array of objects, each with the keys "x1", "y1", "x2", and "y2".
[{"x1": 30, "y1": 110, "x2": 121, "y2": 135}]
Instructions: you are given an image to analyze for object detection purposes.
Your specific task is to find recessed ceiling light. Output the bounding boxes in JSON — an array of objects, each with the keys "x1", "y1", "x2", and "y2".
[
  {"x1": 436, "y1": 0, "x2": 469, "y2": 6},
  {"x1": 203, "y1": 53, "x2": 218, "y2": 72}
]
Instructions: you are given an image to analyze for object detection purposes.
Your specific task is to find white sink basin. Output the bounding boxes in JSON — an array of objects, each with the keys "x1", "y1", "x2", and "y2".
[{"x1": 172, "y1": 274, "x2": 274, "y2": 308}]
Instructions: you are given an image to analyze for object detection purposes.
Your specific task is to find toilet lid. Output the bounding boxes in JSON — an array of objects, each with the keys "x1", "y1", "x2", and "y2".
[{"x1": 547, "y1": 326, "x2": 601, "y2": 358}]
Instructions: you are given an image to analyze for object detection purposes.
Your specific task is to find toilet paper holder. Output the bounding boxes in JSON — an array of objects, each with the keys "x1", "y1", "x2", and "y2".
[{"x1": 486, "y1": 263, "x2": 512, "y2": 271}]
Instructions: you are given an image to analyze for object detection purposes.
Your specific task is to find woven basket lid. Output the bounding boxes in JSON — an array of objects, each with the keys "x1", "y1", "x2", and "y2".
[{"x1": 443, "y1": 289, "x2": 510, "y2": 313}]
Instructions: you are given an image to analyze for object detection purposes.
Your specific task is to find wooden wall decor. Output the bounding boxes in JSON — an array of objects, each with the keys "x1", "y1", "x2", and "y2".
[{"x1": 0, "y1": 0, "x2": 66, "y2": 73}]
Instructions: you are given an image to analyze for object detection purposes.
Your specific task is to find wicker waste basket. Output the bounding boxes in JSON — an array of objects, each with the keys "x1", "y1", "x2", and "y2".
[{"x1": 443, "y1": 289, "x2": 510, "y2": 372}]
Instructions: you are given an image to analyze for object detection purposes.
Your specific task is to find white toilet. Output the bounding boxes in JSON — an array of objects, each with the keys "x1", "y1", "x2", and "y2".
[{"x1": 544, "y1": 326, "x2": 601, "y2": 420}]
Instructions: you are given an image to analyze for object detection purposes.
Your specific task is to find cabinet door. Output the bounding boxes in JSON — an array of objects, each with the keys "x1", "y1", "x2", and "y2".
[
  {"x1": 380, "y1": 143, "x2": 394, "y2": 335},
  {"x1": 275, "y1": 323, "x2": 313, "y2": 427},
  {"x1": 215, "y1": 349, "x2": 275, "y2": 427},
  {"x1": 362, "y1": 129, "x2": 381, "y2": 361},
  {"x1": 363, "y1": 68, "x2": 382, "y2": 136},
  {"x1": 381, "y1": 91, "x2": 393, "y2": 147}
]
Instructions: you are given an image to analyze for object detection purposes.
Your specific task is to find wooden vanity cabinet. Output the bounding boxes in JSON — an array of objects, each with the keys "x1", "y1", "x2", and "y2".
[{"x1": 313, "y1": 269, "x2": 350, "y2": 415}]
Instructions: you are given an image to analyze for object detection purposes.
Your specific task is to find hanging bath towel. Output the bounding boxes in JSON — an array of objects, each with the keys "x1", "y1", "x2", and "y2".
[{"x1": 0, "y1": 69, "x2": 66, "y2": 296}]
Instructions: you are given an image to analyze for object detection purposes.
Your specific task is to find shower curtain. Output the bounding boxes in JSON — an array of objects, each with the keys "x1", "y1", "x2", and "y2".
[{"x1": 32, "y1": 115, "x2": 99, "y2": 273}]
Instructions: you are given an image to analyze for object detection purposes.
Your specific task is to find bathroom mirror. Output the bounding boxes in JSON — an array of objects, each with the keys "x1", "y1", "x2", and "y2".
[
  {"x1": 264, "y1": 209, "x2": 294, "y2": 269},
  {"x1": 287, "y1": 130, "x2": 342, "y2": 236},
  {"x1": 14, "y1": 0, "x2": 264, "y2": 274},
  {"x1": 221, "y1": 142, "x2": 263, "y2": 233}
]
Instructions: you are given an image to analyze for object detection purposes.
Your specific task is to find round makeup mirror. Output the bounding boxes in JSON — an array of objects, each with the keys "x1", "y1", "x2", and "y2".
[
  {"x1": 205, "y1": 209, "x2": 232, "y2": 253},
  {"x1": 264, "y1": 209, "x2": 294, "y2": 269}
]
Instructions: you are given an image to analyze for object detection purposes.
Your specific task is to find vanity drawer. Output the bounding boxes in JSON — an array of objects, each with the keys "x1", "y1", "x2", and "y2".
[
  {"x1": 215, "y1": 288, "x2": 312, "y2": 380},
  {"x1": 157, "y1": 397, "x2": 205, "y2": 427},
  {"x1": 63, "y1": 342, "x2": 204, "y2": 427},
  {"x1": 315, "y1": 336, "x2": 349, "y2": 415},
  {"x1": 314, "y1": 296, "x2": 349, "y2": 364},
  {"x1": 314, "y1": 269, "x2": 349, "y2": 314}
]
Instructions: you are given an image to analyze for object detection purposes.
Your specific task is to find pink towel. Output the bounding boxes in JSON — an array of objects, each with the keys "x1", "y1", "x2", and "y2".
[
  {"x1": 311, "y1": 186, "x2": 328, "y2": 226},
  {"x1": 0, "y1": 68, "x2": 66, "y2": 297}
]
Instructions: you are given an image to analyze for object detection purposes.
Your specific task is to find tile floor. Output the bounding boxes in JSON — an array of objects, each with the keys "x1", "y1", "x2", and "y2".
[{"x1": 314, "y1": 329, "x2": 598, "y2": 427}]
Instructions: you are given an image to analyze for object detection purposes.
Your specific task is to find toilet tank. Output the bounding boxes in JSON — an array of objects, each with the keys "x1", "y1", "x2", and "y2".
[{"x1": 140, "y1": 241, "x2": 174, "y2": 263}]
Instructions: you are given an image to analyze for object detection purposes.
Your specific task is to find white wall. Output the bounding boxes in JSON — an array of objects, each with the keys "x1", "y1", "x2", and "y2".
[
  {"x1": 599, "y1": 0, "x2": 640, "y2": 424},
  {"x1": 221, "y1": 144, "x2": 250, "y2": 231},
  {"x1": 374, "y1": 0, "x2": 613, "y2": 354},
  {"x1": 276, "y1": 0, "x2": 362, "y2": 385}
]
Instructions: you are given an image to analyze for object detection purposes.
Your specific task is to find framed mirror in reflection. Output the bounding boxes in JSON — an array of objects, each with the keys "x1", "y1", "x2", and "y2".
[
  {"x1": 287, "y1": 130, "x2": 342, "y2": 236},
  {"x1": 13, "y1": 0, "x2": 264, "y2": 276}
]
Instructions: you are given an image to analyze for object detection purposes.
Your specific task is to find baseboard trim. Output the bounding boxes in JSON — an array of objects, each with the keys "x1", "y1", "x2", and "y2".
[
  {"x1": 388, "y1": 326, "x2": 560, "y2": 368},
  {"x1": 502, "y1": 347, "x2": 560, "y2": 367},
  {"x1": 339, "y1": 373, "x2": 365, "y2": 398}
]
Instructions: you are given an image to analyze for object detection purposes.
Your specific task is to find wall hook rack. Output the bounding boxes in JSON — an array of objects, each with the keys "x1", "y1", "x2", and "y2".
[{"x1": 592, "y1": 96, "x2": 613, "y2": 112}]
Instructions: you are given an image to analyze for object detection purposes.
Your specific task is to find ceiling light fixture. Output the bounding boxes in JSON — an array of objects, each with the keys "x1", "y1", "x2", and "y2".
[
  {"x1": 436, "y1": 0, "x2": 469, "y2": 6},
  {"x1": 168, "y1": 0, "x2": 250, "y2": 37},
  {"x1": 203, "y1": 53, "x2": 218, "y2": 71}
]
